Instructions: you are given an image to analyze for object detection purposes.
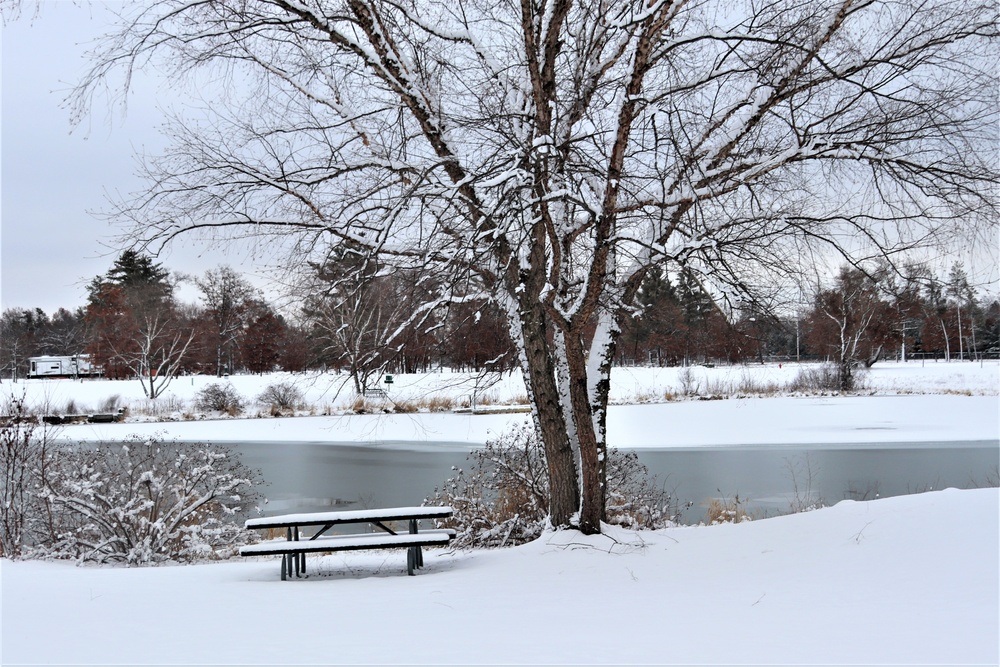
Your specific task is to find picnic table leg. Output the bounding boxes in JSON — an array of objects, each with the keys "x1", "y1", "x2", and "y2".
[
  {"x1": 287, "y1": 527, "x2": 299, "y2": 579},
  {"x1": 281, "y1": 553, "x2": 287, "y2": 581},
  {"x1": 408, "y1": 519, "x2": 424, "y2": 569},
  {"x1": 406, "y1": 518, "x2": 426, "y2": 571},
  {"x1": 294, "y1": 527, "x2": 305, "y2": 576}
]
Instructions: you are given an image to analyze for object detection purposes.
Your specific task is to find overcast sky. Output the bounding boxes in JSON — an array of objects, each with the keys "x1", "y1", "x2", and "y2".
[
  {"x1": 1, "y1": 1, "x2": 272, "y2": 315},
  {"x1": 2, "y1": 2, "x2": 996, "y2": 317}
]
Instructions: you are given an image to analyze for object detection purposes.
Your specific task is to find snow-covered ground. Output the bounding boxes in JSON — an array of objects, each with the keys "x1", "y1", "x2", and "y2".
[
  {"x1": 1, "y1": 361, "x2": 997, "y2": 664},
  {"x1": 2, "y1": 488, "x2": 996, "y2": 664},
  {"x1": 21, "y1": 360, "x2": 995, "y2": 448},
  {"x1": 50, "y1": 394, "x2": 999, "y2": 449},
  {"x1": 7, "y1": 359, "x2": 999, "y2": 424}
]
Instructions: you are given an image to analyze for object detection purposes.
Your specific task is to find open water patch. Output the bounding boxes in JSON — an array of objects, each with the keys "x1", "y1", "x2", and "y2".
[{"x1": 220, "y1": 439, "x2": 998, "y2": 525}]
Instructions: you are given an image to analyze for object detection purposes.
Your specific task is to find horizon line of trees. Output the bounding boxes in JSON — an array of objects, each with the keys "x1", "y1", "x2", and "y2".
[{"x1": 2, "y1": 251, "x2": 999, "y2": 395}]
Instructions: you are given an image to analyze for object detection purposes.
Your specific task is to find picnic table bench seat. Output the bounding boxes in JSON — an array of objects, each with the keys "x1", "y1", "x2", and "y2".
[
  {"x1": 240, "y1": 530, "x2": 455, "y2": 556},
  {"x1": 241, "y1": 506, "x2": 454, "y2": 579}
]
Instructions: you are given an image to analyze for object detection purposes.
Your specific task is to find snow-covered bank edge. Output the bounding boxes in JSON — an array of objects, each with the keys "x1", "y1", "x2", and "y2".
[
  {"x1": 52, "y1": 394, "x2": 1000, "y2": 449},
  {"x1": 3, "y1": 487, "x2": 997, "y2": 665},
  {"x1": 5, "y1": 361, "x2": 998, "y2": 429}
]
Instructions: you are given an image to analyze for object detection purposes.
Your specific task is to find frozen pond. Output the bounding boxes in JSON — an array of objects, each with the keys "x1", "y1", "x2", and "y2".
[{"x1": 231, "y1": 439, "x2": 998, "y2": 524}]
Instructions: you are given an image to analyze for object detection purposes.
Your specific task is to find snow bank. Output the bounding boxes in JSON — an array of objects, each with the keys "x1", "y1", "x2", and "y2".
[{"x1": 2, "y1": 487, "x2": 996, "y2": 664}]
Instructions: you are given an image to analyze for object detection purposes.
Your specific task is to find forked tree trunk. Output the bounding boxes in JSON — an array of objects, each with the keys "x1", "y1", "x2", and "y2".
[
  {"x1": 509, "y1": 288, "x2": 618, "y2": 533},
  {"x1": 562, "y1": 328, "x2": 606, "y2": 534},
  {"x1": 510, "y1": 297, "x2": 580, "y2": 528}
]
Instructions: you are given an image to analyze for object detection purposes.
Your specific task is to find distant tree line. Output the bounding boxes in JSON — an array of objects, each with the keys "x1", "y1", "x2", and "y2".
[
  {"x1": 2, "y1": 252, "x2": 997, "y2": 395},
  {"x1": 0, "y1": 251, "x2": 515, "y2": 396},
  {"x1": 613, "y1": 262, "x2": 1000, "y2": 377}
]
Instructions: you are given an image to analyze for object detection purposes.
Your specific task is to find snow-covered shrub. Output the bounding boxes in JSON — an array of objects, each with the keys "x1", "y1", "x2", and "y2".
[
  {"x1": 604, "y1": 449, "x2": 684, "y2": 529},
  {"x1": 257, "y1": 381, "x2": 304, "y2": 412},
  {"x1": 427, "y1": 421, "x2": 680, "y2": 549},
  {"x1": 0, "y1": 396, "x2": 52, "y2": 558},
  {"x1": 36, "y1": 435, "x2": 262, "y2": 564},
  {"x1": 194, "y1": 383, "x2": 245, "y2": 415}
]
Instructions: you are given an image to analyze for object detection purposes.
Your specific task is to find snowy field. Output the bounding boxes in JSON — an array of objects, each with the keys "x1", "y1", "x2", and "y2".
[
  {"x1": 6, "y1": 359, "x2": 999, "y2": 424},
  {"x1": 12, "y1": 360, "x2": 996, "y2": 449},
  {"x1": 2, "y1": 361, "x2": 998, "y2": 664},
  {"x1": 2, "y1": 488, "x2": 997, "y2": 664}
]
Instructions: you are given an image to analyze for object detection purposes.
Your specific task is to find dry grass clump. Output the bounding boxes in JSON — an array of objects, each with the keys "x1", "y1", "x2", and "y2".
[
  {"x1": 131, "y1": 394, "x2": 186, "y2": 418},
  {"x1": 350, "y1": 396, "x2": 373, "y2": 413},
  {"x1": 734, "y1": 372, "x2": 781, "y2": 396},
  {"x1": 705, "y1": 494, "x2": 754, "y2": 524},
  {"x1": 788, "y1": 363, "x2": 842, "y2": 393},
  {"x1": 425, "y1": 395, "x2": 456, "y2": 412}
]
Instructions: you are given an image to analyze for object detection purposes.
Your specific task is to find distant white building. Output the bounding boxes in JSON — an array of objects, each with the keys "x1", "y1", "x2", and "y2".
[{"x1": 27, "y1": 355, "x2": 102, "y2": 379}]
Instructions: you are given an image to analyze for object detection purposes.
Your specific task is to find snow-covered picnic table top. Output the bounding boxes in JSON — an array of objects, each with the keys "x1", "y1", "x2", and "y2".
[{"x1": 244, "y1": 506, "x2": 453, "y2": 529}]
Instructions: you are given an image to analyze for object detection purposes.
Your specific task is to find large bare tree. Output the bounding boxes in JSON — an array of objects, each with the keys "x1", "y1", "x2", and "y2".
[
  {"x1": 302, "y1": 250, "x2": 421, "y2": 394},
  {"x1": 196, "y1": 266, "x2": 259, "y2": 377},
  {"x1": 77, "y1": 0, "x2": 997, "y2": 533}
]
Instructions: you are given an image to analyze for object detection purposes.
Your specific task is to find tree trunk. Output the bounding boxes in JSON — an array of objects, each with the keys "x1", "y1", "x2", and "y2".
[
  {"x1": 957, "y1": 306, "x2": 964, "y2": 361},
  {"x1": 940, "y1": 319, "x2": 951, "y2": 361},
  {"x1": 578, "y1": 315, "x2": 617, "y2": 534},
  {"x1": 507, "y1": 296, "x2": 579, "y2": 528}
]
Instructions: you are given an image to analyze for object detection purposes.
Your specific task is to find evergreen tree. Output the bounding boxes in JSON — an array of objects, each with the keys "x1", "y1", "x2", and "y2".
[{"x1": 105, "y1": 250, "x2": 170, "y2": 291}]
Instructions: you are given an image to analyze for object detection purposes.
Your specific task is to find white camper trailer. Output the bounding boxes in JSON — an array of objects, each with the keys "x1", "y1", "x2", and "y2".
[{"x1": 27, "y1": 355, "x2": 101, "y2": 379}]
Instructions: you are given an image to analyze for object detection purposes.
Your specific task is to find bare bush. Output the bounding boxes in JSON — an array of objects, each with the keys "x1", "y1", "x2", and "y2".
[
  {"x1": 257, "y1": 381, "x2": 304, "y2": 412},
  {"x1": 98, "y1": 394, "x2": 123, "y2": 413},
  {"x1": 194, "y1": 383, "x2": 245, "y2": 415},
  {"x1": 789, "y1": 364, "x2": 844, "y2": 393},
  {"x1": 678, "y1": 367, "x2": 700, "y2": 396},
  {"x1": 785, "y1": 454, "x2": 823, "y2": 513},
  {"x1": 0, "y1": 396, "x2": 50, "y2": 558},
  {"x1": 428, "y1": 422, "x2": 681, "y2": 548}
]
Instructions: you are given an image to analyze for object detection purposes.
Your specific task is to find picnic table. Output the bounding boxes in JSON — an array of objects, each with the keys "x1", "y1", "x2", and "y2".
[{"x1": 240, "y1": 506, "x2": 454, "y2": 580}]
